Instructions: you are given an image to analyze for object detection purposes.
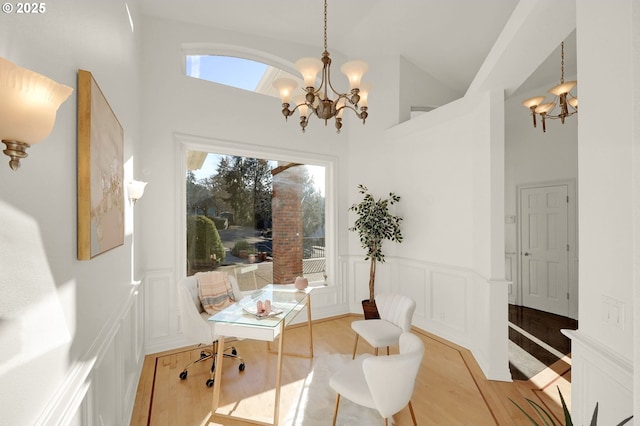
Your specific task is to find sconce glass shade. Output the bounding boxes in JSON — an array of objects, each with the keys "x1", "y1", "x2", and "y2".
[
  {"x1": 0, "y1": 57, "x2": 73, "y2": 169},
  {"x1": 272, "y1": 77, "x2": 298, "y2": 104},
  {"x1": 521, "y1": 96, "x2": 546, "y2": 109},
  {"x1": 127, "y1": 180, "x2": 147, "y2": 203},
  {"x1": 535, "y1": 103, "x2": 555, "y2": 114},
  {"x1": 358, "y1": 82, "x2": 371, "y2": 108},
  {"x1": 293, "y1": 96, "x2": 308, "y2": 118},
  {"x1": 548, "y1": 80, "x2": 577, "y2": 96},
  {"x1": 294, "y1": 58, "x2": 323, "y2": 88},
  {"x1": 340, "y1": 60, "x2": 368, "y2": 90},
  {"x1": 567, "y1": 97, "x2": 578, "y2": 108}
]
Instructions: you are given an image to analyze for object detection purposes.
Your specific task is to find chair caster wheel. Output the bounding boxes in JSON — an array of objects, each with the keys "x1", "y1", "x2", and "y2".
[
  {"x1": 239, "y1": 362, "x2": 246, "y2": 372},
  {"x1": 231, "y1": 348, "x2": 238, "y2": 356},
  {"x1": 179, "y1": 371, "x2": 188, "y2": 380},
  {"x1": 206, "y1": 379, "x2": 214, "y2": 388}
]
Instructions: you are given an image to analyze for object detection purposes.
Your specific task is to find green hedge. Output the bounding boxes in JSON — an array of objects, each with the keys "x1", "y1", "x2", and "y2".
[{"x1": 187, "y1": 215, "x2": 226, "y2": 267}]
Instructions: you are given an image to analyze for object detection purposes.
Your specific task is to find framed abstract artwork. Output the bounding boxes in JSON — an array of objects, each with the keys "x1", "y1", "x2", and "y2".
[{"x1": 77, "y1": 69, "x2": 124, "y2": 260}]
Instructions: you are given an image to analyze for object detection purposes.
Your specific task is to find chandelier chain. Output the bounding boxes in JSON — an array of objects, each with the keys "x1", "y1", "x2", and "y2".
[
  {"x1": 323, "y1": 0, "x2": 328, "y2": 52},
  {"x1": 560, "y1": 42, "x2": 565, "y2": 84}
]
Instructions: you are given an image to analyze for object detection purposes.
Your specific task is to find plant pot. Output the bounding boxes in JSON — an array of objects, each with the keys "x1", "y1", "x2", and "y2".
[{"x1": 361, "y1": 299, "x2": 380, "y2": 320}]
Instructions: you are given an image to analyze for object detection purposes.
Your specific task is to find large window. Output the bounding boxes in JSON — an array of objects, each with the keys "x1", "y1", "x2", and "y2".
[{"x1": 185, "y1": 150, "x2": 326, "y2": 292}]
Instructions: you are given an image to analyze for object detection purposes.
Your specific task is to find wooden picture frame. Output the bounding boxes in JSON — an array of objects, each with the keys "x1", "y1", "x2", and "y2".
[{"x1": 77, "y1": 69, "x2": 124, "y2": 260}]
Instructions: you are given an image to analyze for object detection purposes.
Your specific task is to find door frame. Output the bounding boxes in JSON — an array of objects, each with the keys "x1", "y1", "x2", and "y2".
[{"x1": 516, "y1": 179, "x2": 578, "y2": 319}]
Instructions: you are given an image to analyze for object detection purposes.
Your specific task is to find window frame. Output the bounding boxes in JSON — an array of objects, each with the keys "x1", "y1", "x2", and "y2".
[{"x1": 175, "y1": 133, "x2": 337, "y2": 288}]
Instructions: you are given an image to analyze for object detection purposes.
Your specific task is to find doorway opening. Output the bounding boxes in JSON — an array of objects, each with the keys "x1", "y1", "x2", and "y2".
[{"x1": 508, "y1": 180, "x2": 578, "y2": 380}]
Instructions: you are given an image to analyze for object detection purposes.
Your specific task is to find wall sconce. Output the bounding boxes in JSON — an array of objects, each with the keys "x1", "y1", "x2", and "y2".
[
  {"x1": 127, "y1": 180, "x2": 147, "y2": 204},
  {"x1": 0, "y1": 57, "x2": 73, "y2": 170}
]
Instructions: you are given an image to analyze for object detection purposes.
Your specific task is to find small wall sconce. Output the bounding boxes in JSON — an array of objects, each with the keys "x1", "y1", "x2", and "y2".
[
  {"x1": 127, "y1": 180, "x2": 147, "y2": 204},
  {"x1": 0, "y1": 57, "x2": 73, "y2": 170}
]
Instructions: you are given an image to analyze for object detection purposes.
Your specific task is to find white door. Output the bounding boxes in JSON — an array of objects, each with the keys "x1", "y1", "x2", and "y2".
[{"x1": 520, "y1": 185, "x2": 569, "y2": 316}]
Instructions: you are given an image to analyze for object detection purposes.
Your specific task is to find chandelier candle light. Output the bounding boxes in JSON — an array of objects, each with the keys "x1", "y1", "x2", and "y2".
[
  {"x1": 521, "y1": 42, "x2": 578, "y2": 133},
  {"x1": 273, "y1": 0, "x2": 370, "y2": 134}
]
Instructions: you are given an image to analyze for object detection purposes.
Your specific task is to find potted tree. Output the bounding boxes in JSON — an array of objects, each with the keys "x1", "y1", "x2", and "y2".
[{"x1": 349, "y1": 184, "x2": 403, "y2": 319}]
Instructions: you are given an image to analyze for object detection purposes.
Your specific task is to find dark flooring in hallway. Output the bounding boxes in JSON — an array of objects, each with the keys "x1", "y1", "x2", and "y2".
[{"x1": 508, "y1": 304, "x2": 578, "y2": 381}]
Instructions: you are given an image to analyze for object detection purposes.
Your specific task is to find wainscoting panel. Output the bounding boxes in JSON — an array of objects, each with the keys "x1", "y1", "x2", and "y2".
[
  {"x1": 92, "y1": 330, "x2": 120, "y2": 425},
  {"x1": 35, "y1": 285, "x2": 144, "y2": 426},
  {"x1": 393, "y1": 261, "x2": 427, "y2": 319},
  {"x1": 430, "y1": 270, "x2": 467, "y2": 332},
  {"x1": 564, "y1": 330, "x2": 633, "y2": 425},
  {"x1": 144, "y1": 270, "x2": 176, "y2": 350}
]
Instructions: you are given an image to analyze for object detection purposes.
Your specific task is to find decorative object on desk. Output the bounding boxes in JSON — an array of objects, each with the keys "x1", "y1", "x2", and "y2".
[
  {"x1": 349, "y1": 184, "x2": 403, "y2": 319},
  {"x1": 284, "y1": 354, "x2": 382, "y2": 426},
  {"x1": 77, "y1": 69, "x2": 124, "y2": 260},
  {"x1": 243, "y1": 301, "x2": 283, "y2": 319},
  {"x1": 0, "y1": 57, "x2": 73, "y2": 170},
  {"x1": 256, "y1": 299, "x2": 272, "y2": 315},
  {"x1": 510, "y1": 386, "x2": 633, "y2": 426},
  {"x1": 295, "y1": 276, "x2": 309, "y2": 291}
]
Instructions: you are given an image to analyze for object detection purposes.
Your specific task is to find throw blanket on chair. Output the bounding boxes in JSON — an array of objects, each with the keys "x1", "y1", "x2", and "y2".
[{"x1": 196, "y1": 271, "x2": 235, "y2": 315}]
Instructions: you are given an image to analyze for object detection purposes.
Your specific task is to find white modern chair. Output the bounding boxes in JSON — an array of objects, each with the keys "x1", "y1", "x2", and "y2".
[
  {"x1": 176, "y1": 274, "x2": 246, "y2": 387},
  {"x1": 330, "y1": 332, "x2": 425, "y2": 426},
  {"x1": 351, "y1": 293, "x2": 416, "y2": 358}
]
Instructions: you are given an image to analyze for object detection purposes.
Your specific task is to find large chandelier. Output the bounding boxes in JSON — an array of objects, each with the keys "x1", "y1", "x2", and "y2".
[
  {"x1": 521, "y1": 42, "x2": 577, "y2": 132},
  {"x1": 273, "y1": 0, "x2": 369, "y2": 134}
]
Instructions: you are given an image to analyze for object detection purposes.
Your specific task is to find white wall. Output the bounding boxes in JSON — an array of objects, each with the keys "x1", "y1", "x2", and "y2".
[
  {"x1": 139, "y1": 16, "x2": 354, "y2": 352},
  {"x1": 379, "y1": 90, "x2": 509, "y2": 380},
  {"x1": 0, "y1": 1, "x2": 144, "y2": 424},
  {"x1": 570, "y1": 0, "x2": 638, "y2": 423},
  {"x1": 398, "y1": 56, "x2": 462, "y2": 124}
]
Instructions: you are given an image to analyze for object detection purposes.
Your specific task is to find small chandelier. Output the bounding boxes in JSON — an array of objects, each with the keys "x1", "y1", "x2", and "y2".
[
  {"x1": 521, "y1": 42, "x2": 578, "y2": 132},
  {"x1": 273, "y1": 0, "x2": 369, "y2": 134}
]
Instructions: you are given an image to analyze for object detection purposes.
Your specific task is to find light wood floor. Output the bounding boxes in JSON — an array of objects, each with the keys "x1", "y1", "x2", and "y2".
[{"x1": 131, "y1": 315, "x2": 571, "y2": 425}]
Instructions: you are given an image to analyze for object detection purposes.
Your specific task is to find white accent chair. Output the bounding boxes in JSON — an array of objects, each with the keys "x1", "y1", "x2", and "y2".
[
  {"x1": 330, "y1": 332, "x2": 425, "y2": 426},
  {"x1": 351, "y1": 293, "x2": 416, "y2": 358},
  {"x1": 176, "y1": 274, "x2": 246, "y2": 387}
]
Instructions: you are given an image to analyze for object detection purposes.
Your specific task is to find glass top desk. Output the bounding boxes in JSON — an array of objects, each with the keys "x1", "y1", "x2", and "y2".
[{"x1": 208, "y1": 284, "x2": 314, "y2": 426}]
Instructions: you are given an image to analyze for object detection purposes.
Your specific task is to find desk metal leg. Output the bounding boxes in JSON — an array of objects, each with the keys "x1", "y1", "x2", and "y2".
[
  {"x1": 306, "y1": 295, "x2": 314, "y2": 358},
  {"x1": 212, "y1": 335, "x2": 225, "y2": 411},
  {"x1": 273, "y1": 321, "x2": 285, "y2": 425}
]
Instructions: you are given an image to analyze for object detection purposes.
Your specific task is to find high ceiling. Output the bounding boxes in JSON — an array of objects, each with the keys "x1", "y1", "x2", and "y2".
[{"x1": 136, "y1": 0, "x2": 576, "y2": 99}]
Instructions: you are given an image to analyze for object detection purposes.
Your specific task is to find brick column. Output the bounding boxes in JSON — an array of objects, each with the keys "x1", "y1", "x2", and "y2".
[{"x1": 271, "y1": 164, "x2": 303, "y2": 284}]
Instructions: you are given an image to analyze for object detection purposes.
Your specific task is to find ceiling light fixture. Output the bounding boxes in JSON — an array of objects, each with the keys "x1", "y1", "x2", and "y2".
[
  {"x1": 273, "y1": 0, "x2": 369, "y2": 134},
  {"x1": 521, "y1": 42, "x2": 578, "y2": 133}
]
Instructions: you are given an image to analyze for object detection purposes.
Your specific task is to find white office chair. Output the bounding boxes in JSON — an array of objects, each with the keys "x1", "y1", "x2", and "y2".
[
  {"x1": 177, "y1": 274, "x2": 246, "y2": 387},
  {"x1": 330, "y1": 332, "x2": 425, "y2": 426},
  {"x1": 351, "y1": 293, "x2": 416, "y2": 358}
]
